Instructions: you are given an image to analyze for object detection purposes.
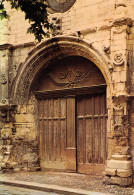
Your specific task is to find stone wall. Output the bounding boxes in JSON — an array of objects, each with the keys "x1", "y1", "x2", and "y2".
[{"x1": 0, "y1": 0, "x2": 134, "y2": 186}]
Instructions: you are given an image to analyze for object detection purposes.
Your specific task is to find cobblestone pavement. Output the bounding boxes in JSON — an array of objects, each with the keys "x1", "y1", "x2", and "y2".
[
  {"x1": 1, "y1": 171, "x2": 134, "y2": 195},
  {"x1": 0, "y1": 184, "x2": 59, "y2": 195}
]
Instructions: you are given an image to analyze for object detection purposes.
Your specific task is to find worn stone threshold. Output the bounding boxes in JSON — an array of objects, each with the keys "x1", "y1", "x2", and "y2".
[{"x1": 0, "y1": 177, "x2": 111, "y2": 195}]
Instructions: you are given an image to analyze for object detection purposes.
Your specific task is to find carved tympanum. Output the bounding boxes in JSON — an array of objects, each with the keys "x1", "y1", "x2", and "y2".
[
  {"x1": 36, "y1": 56, "x2": 106, "y2": 91},
  {"x1": 48, "y1": 64, "x2": 98, "y2": 88}
]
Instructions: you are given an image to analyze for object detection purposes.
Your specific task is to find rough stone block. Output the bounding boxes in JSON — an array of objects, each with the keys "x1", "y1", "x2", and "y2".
[
  {"x1": 105, "y1": 168, "x2": 116, "y2": 176},
  {"x1": 116, "y1": 169, "x2": 132, "y2": 177},
  {"x1": 1, "y1": 123, "x2": 13, "y2": 139},
  {"x1": 110, "y1": 176, "x2": 132, "y2": 186},
  {"x1": 13, "y1": 168, "x2": 21, "y2": 173}
]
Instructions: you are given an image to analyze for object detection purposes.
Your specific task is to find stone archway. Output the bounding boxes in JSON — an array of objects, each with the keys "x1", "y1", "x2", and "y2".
[
  {"x1": 10, "y1": 36, "x2": 112, "y2": 104},
  {"x1": 2, "y1": 36, "x2": 132, "y2": 186},
  {"x1": 34, "y1": 55, "x2": 108, "y2": 175},
  {"x1": 9, "y1": 36, "x2": 115, "y2": 177}
]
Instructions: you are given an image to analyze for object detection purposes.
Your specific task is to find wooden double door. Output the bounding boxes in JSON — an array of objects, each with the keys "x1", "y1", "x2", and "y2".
[{"x1": 38, "y1": 91, "x2": 107, "y2": 175}]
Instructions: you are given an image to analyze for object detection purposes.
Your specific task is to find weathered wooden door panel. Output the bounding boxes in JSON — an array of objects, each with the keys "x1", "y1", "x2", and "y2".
[
  {"x1": 66, "y1": 97, "x2": 76, "y2": 171},
  {"x1": 76, "y1": 93, "x2": 107, "y2": 175},
  {"x1": 36, "y1": 56, "x2": 107, "y2": 175},
  {"x1": 38, "y1": 97, "x2": 76, "y2": 171}
]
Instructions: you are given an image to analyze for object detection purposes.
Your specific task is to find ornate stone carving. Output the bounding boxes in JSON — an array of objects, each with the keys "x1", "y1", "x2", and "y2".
[
  {"x1": 1, "y1": 99, "x2": 7, "y2": 105},
  {"x1": 112, "y1": 26, "x2": 128, "y2": 34},
  {"x1": 47, "y1": 62, "x2": 101, "y2": 88},
  {"x1": 1, "y1": 74, "x2": 7, "y2": 84},
  {"x1": 0, "y1": 105, "x2": 16, "y2": 123},
  {"x1": 10, "y1": 37, "x2": 110, "y2": 104},
  {"x1": 14, "y1": 61, "x2": 21, "y2": 72},
  {"x1": 113, "y1": 53, "x2": 124, "y2": 66},
  {"x1": 103, "y1": 46, "x2": 110, "y2": 54},
  {"x1": 112, "y1": 96, "x2": 130, "y2": 147},
  {"x1": 114, "y1": 124, "x2": 124, "y2": 137}
]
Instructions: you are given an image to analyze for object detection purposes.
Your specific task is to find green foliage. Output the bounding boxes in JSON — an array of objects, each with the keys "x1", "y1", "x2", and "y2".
[
  {"x1": 0, "y1": 0, "x2": 54, "y2": 41},
  {"x1": 0, "y1": 0, "x2": 8, "y2": 20}
]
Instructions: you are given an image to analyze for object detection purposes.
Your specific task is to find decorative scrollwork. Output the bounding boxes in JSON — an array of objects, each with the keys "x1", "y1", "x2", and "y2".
[{"x1": 48, "y1": 64, "x2": 97, "y2": 88}]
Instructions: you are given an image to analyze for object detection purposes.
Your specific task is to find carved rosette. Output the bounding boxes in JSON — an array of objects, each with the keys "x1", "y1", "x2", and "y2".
[
  {"x1": 1, "y1": 74, "x2": 7, "y2": 84},
  {"x1": 113, "y1": 53, "x2": 124, "y2": 66}
]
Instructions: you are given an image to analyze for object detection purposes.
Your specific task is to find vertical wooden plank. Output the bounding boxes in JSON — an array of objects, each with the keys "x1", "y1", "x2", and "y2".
[
  {"x1": 77, "y1": 118, "x2": 84, "y2": 164},
  {"x1": 83, "y1": 99, "x2": 86, "y2": 164},
  {"x1": 100, "y1": 95, "x2": 104, "y2": 163},
  {"x1": 58, "y1": 98, "x2": 61, "y2": 160},
  {"x1": 66, "y1": 97, "x2": 76, "y2": 171},
  {"x1": 56, "y1": 98, "x2": 60, "y2": 161},
  {"x1": 92, "y1": 95, "x2": 95, "y2": 163},
  {"x1": 60, "y1": 98, "x2": 66, "y2": 162},
  {"x1": 45, "y1": 99, "x2": 49, "y2": 161},
  {"x1": 66, "y1": 97, "x2": 76, "y2": 148}
]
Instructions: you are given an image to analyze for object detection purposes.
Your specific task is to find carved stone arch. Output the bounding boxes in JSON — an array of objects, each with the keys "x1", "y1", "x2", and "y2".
[{"x1": 10, "y1": 36, "x2": 112, "y2": 104}]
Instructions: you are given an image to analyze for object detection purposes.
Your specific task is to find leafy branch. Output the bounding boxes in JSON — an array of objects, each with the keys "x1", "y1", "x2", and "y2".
[{"x1": 0, "y1": 0, "x2": 55, "y2": 41}]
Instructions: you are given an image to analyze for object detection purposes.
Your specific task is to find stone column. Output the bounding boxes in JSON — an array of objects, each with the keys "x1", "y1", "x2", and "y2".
[
  {"x1": 105, "y1": 0, "x2": 133, "y2": 186},
  {"x1": 0, "y1": 44, "x2": 13, "y2": 106},
  {"x1": 0, "y1": 4, "x2": 14, "y2": 171},
  {"x1": 0, "y1": 105, "x2": 17, "y2": 172},
  {"x1": 106, "y1": 96, "x2": 132, "y2": 186}
]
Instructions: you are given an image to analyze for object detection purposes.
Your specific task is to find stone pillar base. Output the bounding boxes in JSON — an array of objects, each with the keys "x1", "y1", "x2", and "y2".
[{"x1": 105, "y1": 154, "x2": 132, "y2": 186}]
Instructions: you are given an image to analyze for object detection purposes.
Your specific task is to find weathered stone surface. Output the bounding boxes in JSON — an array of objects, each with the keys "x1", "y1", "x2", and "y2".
[
  {"x1": 109, "y1": 176, "x2": 132, "y2": 186},
  {"x1": 116, "y1": 169, "x2": 132, "y2": 177},
  {"x1": 107, "y1": 160, "x2": 132, "y2": 170},
  {"x1": 1, "y1": 0, "x2": 134, "y2": 187},
  {"x1": 105, "y1": 168, "x2": 116, "y2": 176},
  {"x1": 113, "y1": 146, "x2": 130, "y2": 155},
  {"x1": 1, "y1": 123, "x2": 13, "y2": 139},
  {"x1": 14, "y1": 127, "x2": 36, "y2": 142},
  {"x1": 111, "y1": 154, "x2": 131, "y2": 160}
]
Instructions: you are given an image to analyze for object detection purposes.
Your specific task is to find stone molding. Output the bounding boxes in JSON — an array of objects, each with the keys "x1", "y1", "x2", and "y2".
[
  {"x1": 0, "y1": 44, "x2": 13, "y2": 51},
  {"x1": 10, "y1": 36, "x2": 112, "y2": 104}
]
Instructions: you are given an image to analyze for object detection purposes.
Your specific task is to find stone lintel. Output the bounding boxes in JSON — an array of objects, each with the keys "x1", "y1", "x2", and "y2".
[{"x1": 0, "y1": 44, "x2": 13, "y2": 51}]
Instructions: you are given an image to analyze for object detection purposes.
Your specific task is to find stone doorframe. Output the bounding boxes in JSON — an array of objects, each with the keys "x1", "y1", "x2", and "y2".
[{"x1": 8, "y1": 36, "x2": 132, "y2": 186}]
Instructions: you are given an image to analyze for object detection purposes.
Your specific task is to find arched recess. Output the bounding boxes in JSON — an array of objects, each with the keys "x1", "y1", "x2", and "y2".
[
  {"x1": 10, "y1": 36, "x2": 112, "y2": 175},
  {"x1": 10, "y1": 36, "x2": 112, "y2": 104}
]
